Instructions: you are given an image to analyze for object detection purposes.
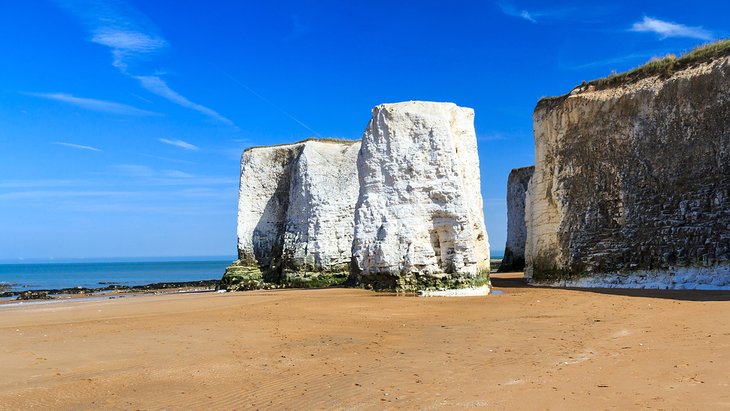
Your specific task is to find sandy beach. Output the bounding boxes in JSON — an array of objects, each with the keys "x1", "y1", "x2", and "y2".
[{"x1": 1, "y1": 273, "x2": 729, "y2": 410}]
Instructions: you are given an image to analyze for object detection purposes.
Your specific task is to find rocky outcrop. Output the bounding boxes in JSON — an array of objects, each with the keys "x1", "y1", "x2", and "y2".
[
  {"x1": 499, "y1": 166, "x2": 534, "y2": 272},
  {"x1": 223, "y1": 138, "x2": 360, "y2": 289},
  {"x1": 352, "y1": 101, "x2": 490, "y2": 292},
  {"x1": 525, "y1": 55, "x2": 730, "y2": 289}
]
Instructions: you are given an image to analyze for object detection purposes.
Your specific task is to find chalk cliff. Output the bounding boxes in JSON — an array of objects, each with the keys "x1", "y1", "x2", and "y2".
[
  {"x1": 223, "y1": 139, "x2": 360, "y2": 289},
  {"x1": 499, "y1": 166, "x2": 534, "y2": 272},
  {"x1": 525, "y1": 54, "x2": 730, "y2": 288},
  {"x1": 352, "y1": 101, "x2": 490, "y2": 291}
]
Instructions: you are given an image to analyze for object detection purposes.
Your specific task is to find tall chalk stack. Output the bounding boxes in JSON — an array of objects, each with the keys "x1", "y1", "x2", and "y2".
[{"x1": 351, "y1": 101, "x2": 490, "y2": 291}]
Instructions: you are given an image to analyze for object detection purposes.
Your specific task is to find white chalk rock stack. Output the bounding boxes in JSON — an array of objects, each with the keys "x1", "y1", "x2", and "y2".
[
  {"x1": 224, "y1": 138, "x2": 360, "y2": 289},
  {"x1": 282, "y1": 140, "x2": 361, "y2": 283},
  {"x1": 352, "y1": 101, "x2": 490, "y2": 291}
]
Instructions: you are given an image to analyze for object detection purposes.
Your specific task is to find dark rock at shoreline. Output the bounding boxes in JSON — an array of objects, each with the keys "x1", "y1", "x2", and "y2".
[
  {"x1": 0, "y1": 279, "x2": 220, "y2": 299},
  {"x1": 17, "y1": 290, "x2": 53, "y2": 300}
]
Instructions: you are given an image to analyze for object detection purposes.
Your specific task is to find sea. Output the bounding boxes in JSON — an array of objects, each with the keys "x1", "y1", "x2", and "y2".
[{"x1": 0, "y1": 257, "x2": 235, "y2": 292}]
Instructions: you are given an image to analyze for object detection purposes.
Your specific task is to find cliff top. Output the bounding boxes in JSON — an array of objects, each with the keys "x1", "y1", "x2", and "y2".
[
  {"x1": 243, "y1": 137, "x2": 359, "y2": 152},
  {"x1": 375, "y1": 101, "x2": 474, "y2": 115},
  {"x1": 537, "y1": 39, "x2": 730, "y2": 110},
  {"x1": 510, "y1": 165, "x2": 535, "y2": 174}
]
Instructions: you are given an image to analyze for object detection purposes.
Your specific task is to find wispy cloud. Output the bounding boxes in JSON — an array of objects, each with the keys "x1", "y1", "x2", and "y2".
[
  {"x1": 57, "y1": 0, "x2": 234, "y2": 126},
  {"x1": 25, "y1": 92, "x2": 157, "y2": 116},
  {"x1": 497, "y1": 2, "x2": 537, "y2": 23},
  {"x1": 162, "y1": 169, "x2": 195, "y2": 179},
  {"x1": 111, "y1": 164, "x2": 236, "y2": 186},
  {"x1": 52, "y1": 142, "x2": 102, "y2": 152},
  {"x1": 91, "y1": 28, "x2": 167, "y2": 70},
  {"x1": 496, "y1": 2, "x2": 611, "y2": 24},
  {"x1": 57, "y1": 0, "x2": 166, "y2": 70},
  {"x1": 630, "y1": 16, "x2": 713, "y2": 40},
  {"x1": 158, "y1": 138, "x2": 199, "y2": 151},
  {"x1": 137, "y1": 76, "x2": 234, "y2": 126},
  {"x1": 477, "y1": 133, "x2": 509, "y2": 142}
]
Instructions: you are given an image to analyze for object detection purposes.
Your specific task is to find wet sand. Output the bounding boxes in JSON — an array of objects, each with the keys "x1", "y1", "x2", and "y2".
[{"x1": 1, "y1": 273, "x2": 729, "y2": 410}]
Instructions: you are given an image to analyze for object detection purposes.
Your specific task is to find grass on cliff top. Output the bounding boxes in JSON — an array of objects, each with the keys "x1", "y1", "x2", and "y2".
[
  {"x1": 539, "y1": 39, "x2": 730, "y2": 107},
  {"x1": 588, "y1": 39, "x2": 730, "y2": 90},
  {"x1": 584, "y1": 40, "x2": 730, "y2": 89}
]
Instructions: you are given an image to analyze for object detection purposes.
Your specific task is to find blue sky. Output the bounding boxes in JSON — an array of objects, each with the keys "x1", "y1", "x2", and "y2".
[{"x1": 0, "y1": 0, "x2": 726, "y2": 261}]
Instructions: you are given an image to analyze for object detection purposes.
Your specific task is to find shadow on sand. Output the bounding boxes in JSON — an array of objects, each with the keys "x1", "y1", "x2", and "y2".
[{"x1": 491, "y1": 272, "x2": 730, "y2": 302}]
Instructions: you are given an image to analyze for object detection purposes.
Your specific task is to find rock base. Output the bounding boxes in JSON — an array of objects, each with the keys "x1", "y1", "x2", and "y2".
[
  {"x1": 222, "y1": 260, "x2": 350, "y2": 291},
  {"x1": 356, "y1": 271, "x2": 491, "y2": 293},
  {"x1": 531, "y1": 265, "x2": 730, "y2": 290}
]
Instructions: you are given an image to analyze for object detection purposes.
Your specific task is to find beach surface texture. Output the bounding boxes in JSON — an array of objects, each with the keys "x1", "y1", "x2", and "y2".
[{"x1": 1, "y1": 273, "x2": 729, "y2": 409}]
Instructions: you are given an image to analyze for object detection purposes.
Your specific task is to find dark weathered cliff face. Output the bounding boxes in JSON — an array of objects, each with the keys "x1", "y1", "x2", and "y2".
[
  {"x1": 499, "y1": 166, "x2": 534, "y2": 272},
  {"x1": 525, "y1": 56, "x2": 730, "y2": 288}
]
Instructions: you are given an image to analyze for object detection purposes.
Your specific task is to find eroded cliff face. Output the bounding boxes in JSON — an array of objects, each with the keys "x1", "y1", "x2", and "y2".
[
  {"x1": 352, "y1": 101, "x2": 490, "y2": 291},
  {"x1": 223, "y1": 139, "x2": 360, "y2": 289},
  {"x1": 525, "y1": 56, "x2": 730, "y2": 288},
  {"x1": 499, "y1": 166, "x2": 534, "y2": 272}
]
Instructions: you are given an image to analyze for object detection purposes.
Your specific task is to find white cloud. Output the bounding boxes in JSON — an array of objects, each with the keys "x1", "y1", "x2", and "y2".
[
  {"x1": 25, "y1": 92, "x2": 158, "y2": 116},
  {"x1": 497, "y1": 2, "x2": 538, "y2": 23},
  {"x1": 91, "y1": 28, "x2": 166, "y2": 52},
  {"x1": 137, "y1": 76, "x2": 234, "y2": 125},
  {"x1": 56, "y1": 0, "x2": 234, "y2": 126},
  {"x1": 519, "y1": 10, "x2": 537, "y2": 23},
  {"x1": 631, "y1": 16, "x2": 713, "y2": 40},
  {"x1": 91, "y1": 28, "x2": 167, "y2": 70},
  {"x1": 52, "y1": 142, "x2": 102, "y2": 152},
  {"x1": 477, "y1": 133, "x2": 509, "y2": 142},
  {"x1": 158, "y1": 138, "x2": 199, "y2": 151}
]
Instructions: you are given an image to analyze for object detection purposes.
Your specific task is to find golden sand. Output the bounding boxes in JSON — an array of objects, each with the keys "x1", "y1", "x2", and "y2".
[{"x1": 1, "y1": 273, "x2": 729, "y2": 410}]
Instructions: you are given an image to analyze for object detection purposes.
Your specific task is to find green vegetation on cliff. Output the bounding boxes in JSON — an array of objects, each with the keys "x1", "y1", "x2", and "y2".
[
  {"x1": 539, "y1": 39, "x2": 730, "y2": 109},
  {"x1": 589, "y1": 39, "x2": 730, "y2": 90}
]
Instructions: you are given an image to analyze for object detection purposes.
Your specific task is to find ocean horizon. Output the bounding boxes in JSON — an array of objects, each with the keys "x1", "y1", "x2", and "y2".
[{"x1": 0, "y1": 257, "x2": 236, "y2": 292}]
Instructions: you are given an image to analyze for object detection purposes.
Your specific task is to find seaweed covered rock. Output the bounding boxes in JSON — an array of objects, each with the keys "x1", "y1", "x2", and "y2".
[
  {"x1": 498, "y1": 166, "x2": 534, "y2": 272},
  {"x1": 223, "y1": 139, "x2": 360, "y2": 290},
  {"x1": 351, "y1": 101, "x2": 490, "y2": 292},
  {"x1": 525, "y1": 54, "x2": 730, "y2": 289}
]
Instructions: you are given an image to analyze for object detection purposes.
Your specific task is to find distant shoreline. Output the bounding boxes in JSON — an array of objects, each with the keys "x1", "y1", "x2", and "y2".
[
  {"x1": 0, "y1": 256, "x2": 237, "y2": 265},
  {"x1": 0, "y1": 259, "x2": 232, "y2": 293}
]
